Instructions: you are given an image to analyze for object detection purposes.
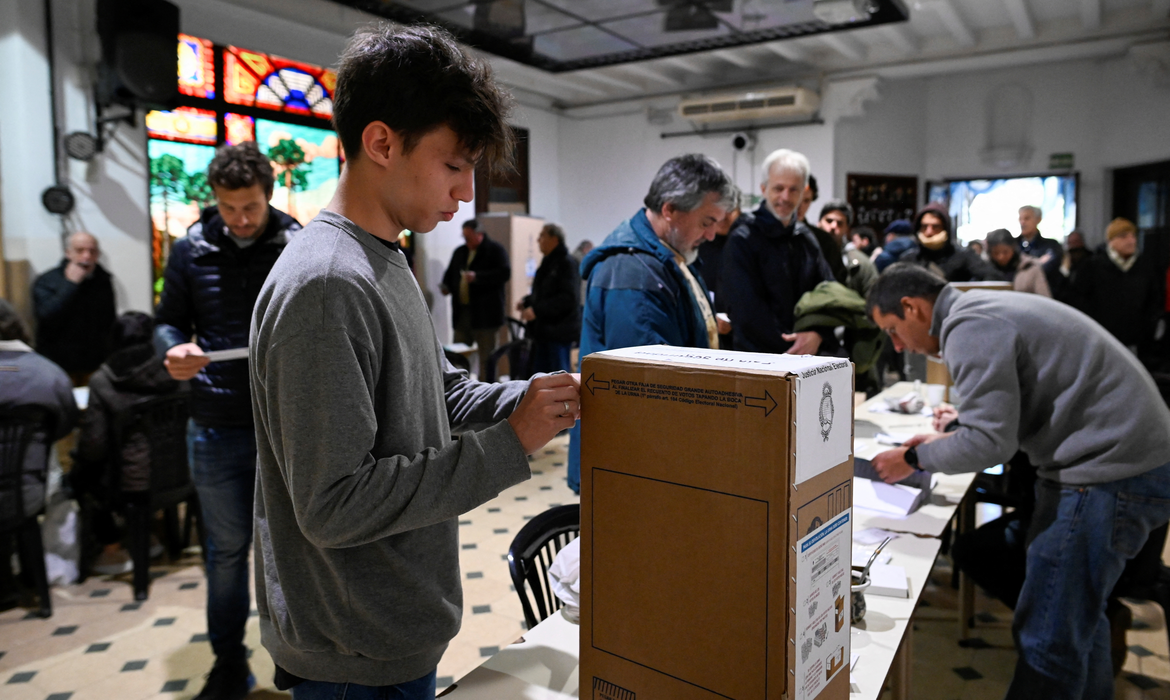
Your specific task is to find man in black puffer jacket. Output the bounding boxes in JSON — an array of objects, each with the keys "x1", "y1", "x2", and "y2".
[
  {"x1": 518, "y1": 223, "x2": 580, "y2": 373},
  {"x1": 898, "y1": 202, "x2": 1004, "y2": 283},
  {"x1": 153, "y1": 142, "x2": 299, "y2": 700}
]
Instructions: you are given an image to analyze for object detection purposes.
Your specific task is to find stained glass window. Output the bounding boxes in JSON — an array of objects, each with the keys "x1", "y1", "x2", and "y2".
[
  {"x1": 224, "y1": 46, "x2": 335, "y2": 118},
  {"x1": 145, "y1": 107, "x2": 218, "y2": 145},
  {"x1": 178, "y1": 34, "x2": 215, "y2": 99},
  {"x1": 256, "y1": 118, "x2": 340, "y2": 224},
  {"x1": 224, "y1": 113, "x2": 256, "y2": 145}
]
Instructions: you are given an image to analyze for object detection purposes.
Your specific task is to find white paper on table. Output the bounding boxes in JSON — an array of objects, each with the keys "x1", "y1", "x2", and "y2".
[
  {"x1": 868, "y1": 404, "x2": 931, "y2": 416},
  {"x1": 853, "y1": 440, "x2": 884, "y2": 460},
  {"x1": 851, "y1": 550, "x2": 893, "y2": 568},
  {"x1": 205, "y1": 347, "x2": 249, "y2": 362},
  {"x1": 547, "y1": 537, "x2": 580, "y2": 621},
  {"x1": 853, "y1": 527, "x2": 899, "y2": 547},
  {"x1": 853, "y1": 477, "x2": 926, "y2": 516},
  {"x1": 795, "y1": 510, "x2": 851, "y2": 700},
  {"x1": 850, "y1": 653, "x2": 860, "y2": 672},
  {"x1": 444, "y1": 342, "x2": 476, "y2": 354},
  {"x1": 72, "y1": 387, "x2": 89, "y2": 411},
  {"x1": 874, "y1": 432, "x2": 913, "y2": 446},
  {"x1": 866, "y1": 564, "x2": 910, "y2": 598}
]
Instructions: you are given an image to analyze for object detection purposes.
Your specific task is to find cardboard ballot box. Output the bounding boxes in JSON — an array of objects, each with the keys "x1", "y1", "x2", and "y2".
[{"x1": 580, "y1": 346, "x2": 855, "y2": 700}]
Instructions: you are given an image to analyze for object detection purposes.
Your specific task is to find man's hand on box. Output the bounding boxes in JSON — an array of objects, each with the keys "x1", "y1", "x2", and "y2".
[
  {"x1": 782, "y1": 331, "x2": 822, "y2": 355},
  {"x1": 507, "y1": 373, "x2": 581, "y2": 455},
  {"x1": 164, "y1": 342, "x2": 210, "y2": 381}
]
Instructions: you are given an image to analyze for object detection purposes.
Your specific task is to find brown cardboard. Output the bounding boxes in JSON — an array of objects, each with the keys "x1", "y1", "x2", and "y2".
[{"x1": 580, "y1": 346, "x2": 854, "y2": 700}]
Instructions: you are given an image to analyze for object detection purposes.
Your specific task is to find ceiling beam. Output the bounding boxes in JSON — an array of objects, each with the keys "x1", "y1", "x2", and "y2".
[
  {"x1": 820, "y1": 32, "x2": 865, "y2": 60},
  {"x1": 1002, "y1": 0, "x2": 1036, "y2": 39},
  {"x1": 927, "y1": 0, "x2": 976, "y2": 48},
  {"x1": 879, "y1": 24, "x2": 919, "y2": 54},
  {"x1": 762, "y1": 41, "x2": 811, "y2": 64},
  {"x1": 1082, "y1": 0, "x2": 1102, "y2": 29},
  {"x1": 665, "y1": 55, "x2": 708, "y2": 75},
  {"x1": 619, "y1": 62, "x2": 685, "y2": 87},
  {"x1": 711, "y1": 48, "x2": 756, "y2": 68},
  {"x1": 573, "y1": 70, "x2": 643, "y2": 93},
  {"x1": 1155, "y1": 0, "x2": 1170, "y2": 18}
]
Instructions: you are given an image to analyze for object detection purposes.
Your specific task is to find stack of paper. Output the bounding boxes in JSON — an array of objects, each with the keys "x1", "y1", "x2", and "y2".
[
  {"x1": 853, "y1": 477, "x2": 927, "y2": 516},
  {"x1": 866, "y1": 564, "x2": 910, "y2": 598}
]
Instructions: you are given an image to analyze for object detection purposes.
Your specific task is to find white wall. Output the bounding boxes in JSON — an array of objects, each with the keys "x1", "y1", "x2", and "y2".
[
  {"x1": 556, "y1": 109, "x2": 835, "y2": 250},
  {"x1": 832, "y1": 58, "x2": 1170, "y2": 247}
]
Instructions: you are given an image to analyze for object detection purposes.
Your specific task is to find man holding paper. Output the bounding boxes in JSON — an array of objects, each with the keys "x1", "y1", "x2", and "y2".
[
  {"x1": 866, "y1": 263, "x2": 1170, "y2": 700},
  {"x1": 154, "y1": 141, "x2": 300, "y2": 700}
]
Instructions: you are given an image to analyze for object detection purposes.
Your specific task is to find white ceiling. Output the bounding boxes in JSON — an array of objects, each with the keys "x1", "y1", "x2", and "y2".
[{"x1": 481, "y1": 0, "x2": 1170, "y2": 111}]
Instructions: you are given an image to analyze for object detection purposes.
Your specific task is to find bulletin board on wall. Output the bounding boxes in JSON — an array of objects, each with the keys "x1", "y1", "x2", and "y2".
[
  {"x1": 845, "y1": 173, "x2": 919, "y2": 231},
  {"x1": 146, "y1": 34, "x2": 342, "y2": 299}
]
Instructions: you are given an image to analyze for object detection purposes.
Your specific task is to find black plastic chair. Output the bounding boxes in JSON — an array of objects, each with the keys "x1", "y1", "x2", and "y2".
[
  {"x1": 484, "y1": 319, "x2": 533, "y2": 383},
  {"x1": 0, "y1": 406, "x2": 54, "y2": 618},
  {"x1": 113, "y1": 394, "x2": 203, "y2": 600},
  {"x1": 507, "y1": 504, "x2": 580, "y2": 630}
]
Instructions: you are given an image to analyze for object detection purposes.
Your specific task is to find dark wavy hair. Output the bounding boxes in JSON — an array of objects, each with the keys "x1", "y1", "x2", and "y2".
[
  {"x1": 208, "y1": 141, "x2": 275, "y2": 194},
  {"x1": 333, "y1": 23, "x2": 515, "y2": 176},
  {"x1": 110, "y1": 311, "x2": 155, "y2": 352}
]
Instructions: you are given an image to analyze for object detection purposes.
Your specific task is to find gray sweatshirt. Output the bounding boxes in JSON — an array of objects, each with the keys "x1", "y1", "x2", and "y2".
[
  {"x1": 918, "y1": 285, "x2": 1170, "y2": 484},
  {"x1": 249, "y1": 210, "x2": 531, "y2": 686}
]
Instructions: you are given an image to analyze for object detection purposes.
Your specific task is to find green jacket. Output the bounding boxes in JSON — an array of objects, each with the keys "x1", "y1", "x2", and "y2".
[{"x1": 794, "y1": 281, "x2": 884, "y2": 373}]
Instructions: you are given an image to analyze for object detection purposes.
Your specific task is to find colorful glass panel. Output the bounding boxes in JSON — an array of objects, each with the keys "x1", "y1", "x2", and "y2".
[
  {"x1": 256, "y1": 118, "x2": 340, "y2": 225},
  {"x1": 145, "y1": 107, "x2": 218, "y2": 145},
  {"x1": 224, "y1": 46, "x2": 335, "y2": 118},
  {"x1": 177, "y1": 34, "x2": 215, "y2": 99},
  {"x1": 149, "y1": 140, "x2": 217, "y2": 294},
  {"x1": 224, "y1": 113, "x2": 256, "y2": 146}
]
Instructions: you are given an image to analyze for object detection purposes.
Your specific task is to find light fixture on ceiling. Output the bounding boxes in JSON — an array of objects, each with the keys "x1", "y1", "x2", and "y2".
[
  {"x1": 812, "y1": 0, "x2": 880, "y2": 25},
  {"x1": 659, "y1": 1, "x2": 734, "y2": 32}
]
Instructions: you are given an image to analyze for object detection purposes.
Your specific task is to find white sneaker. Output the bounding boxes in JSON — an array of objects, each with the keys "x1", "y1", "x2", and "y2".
[{"x1": 93, "y1": 549, "x2": 133, "y2": 575}]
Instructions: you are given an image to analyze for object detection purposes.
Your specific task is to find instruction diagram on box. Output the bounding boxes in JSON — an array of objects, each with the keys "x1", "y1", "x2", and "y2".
[
  {"x1": 795, "y1": 509, "x2": 851, "y2": 700},
  {"x1": 795, "y1": 360, "x2": 853, "y2": 484}
]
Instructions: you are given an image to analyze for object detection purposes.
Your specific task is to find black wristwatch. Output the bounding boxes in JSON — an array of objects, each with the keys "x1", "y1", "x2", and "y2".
[{"x1": 904, "y1": 445, "x2": 923, "y2": 471}]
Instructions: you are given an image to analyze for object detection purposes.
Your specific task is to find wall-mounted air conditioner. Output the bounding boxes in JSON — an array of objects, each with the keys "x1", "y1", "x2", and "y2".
[{"x1": 677, "y1": 86, "x2": 820, "y2": 124}]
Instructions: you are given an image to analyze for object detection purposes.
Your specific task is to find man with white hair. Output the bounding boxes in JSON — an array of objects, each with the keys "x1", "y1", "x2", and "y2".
[
  {"x1": 32, "y1": 231, "x2": 117, "y2": 384},
  {"x1": 720, "y1": 148, "x2": 836, "y2": 354},
  {"x1": 1016, "y1": 205, "x2": 1063, "y2": 294}
]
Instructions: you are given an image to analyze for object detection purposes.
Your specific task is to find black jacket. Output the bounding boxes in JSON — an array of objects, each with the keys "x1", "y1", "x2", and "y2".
[
  {"x1": 32, "y1": 261, "x2": 116, "y2": 374},
  {"x1": 76, "y1": 344, "x2": 182, "y2": 495},
  {"x1": 0, "y1": 344, "x2": 77, "y2": 519},
  {"x1": 441, "y1": 235, "x2": 511, "y2": 330},
  {"x1": 898, "y1": 203, "x2": 1004, "y2": 283},
  {"x1": 521, "y1": 243, "x2": 580, "y2": 344},
  {"x1": 720, "y1": 205, "x2": 837, "y2": 354},
  {"x1": 154, "y1": 205, "x2": 300, "y2": 427},
  {"x1": 1069, "y1": 252, "x2": 1163, "y2": 350}
]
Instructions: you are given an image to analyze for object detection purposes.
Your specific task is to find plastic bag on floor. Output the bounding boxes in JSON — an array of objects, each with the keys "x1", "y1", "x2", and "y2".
[{"x1": 42, "y1": 493, "x2": 80, "y2": 585}]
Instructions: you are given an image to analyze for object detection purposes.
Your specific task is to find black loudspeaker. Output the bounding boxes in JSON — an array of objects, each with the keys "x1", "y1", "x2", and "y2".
[{"x1": 96, "y1": 0, "x2": 179, "y2": 107}]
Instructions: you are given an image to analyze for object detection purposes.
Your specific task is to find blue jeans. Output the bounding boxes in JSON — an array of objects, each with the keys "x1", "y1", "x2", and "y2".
[
  {"x1": 532, "y1": 341, "x2": 572, "y2": 374},
  {"x1": 291, "y1": 670, "x2": 437, "y2": 700},
  {"x1": 188, "y1": 420, "x2": 257, "y2": 665},
  {"x1": 1006, "y1": 460, "x2": 1170, "y2": 700}
]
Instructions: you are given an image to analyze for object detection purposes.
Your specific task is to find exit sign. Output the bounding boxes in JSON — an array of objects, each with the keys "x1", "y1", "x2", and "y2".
[{"x1": 1049, "y1": 153, "x2": 1075, "y2": 170}]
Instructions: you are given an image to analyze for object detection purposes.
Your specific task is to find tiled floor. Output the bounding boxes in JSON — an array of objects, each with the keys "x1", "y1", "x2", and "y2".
[{"x1": 2, "y1": 432, "x2": 1169, "y2": 699}]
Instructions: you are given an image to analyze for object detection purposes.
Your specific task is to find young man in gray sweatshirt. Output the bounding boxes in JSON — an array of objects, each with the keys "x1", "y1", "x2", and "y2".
[
  {"x1": 249, "y1": 23, "x2": 580, "y2": 699},
  {"x1": 868, "y1": 263, "x2": 1170, "y2": 700}
]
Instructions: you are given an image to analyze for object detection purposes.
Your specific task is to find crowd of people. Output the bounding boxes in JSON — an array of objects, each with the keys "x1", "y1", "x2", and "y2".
[{"x1": 0, "y1": 19, "x2": 1168, "y2": 700}]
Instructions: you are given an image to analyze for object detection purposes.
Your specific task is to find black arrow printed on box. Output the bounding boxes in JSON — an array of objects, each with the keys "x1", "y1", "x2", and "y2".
[
  {"x1": 585, "y1": 373, "x2": 610, "y2": 396},
  {"x1": 744, "y1": 390, "x2": 778, "y2": 418}
]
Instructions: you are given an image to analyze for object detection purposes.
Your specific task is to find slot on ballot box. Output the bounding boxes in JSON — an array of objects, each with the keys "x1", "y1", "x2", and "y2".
[{"x1": 580, "y1": 346, "x2": 855, "y2": 700}]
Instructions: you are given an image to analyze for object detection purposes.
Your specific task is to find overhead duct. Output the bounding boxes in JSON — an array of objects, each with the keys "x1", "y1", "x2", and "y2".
[{"x1": 677, "y1": 86, "x2": 820, "y2": 124}]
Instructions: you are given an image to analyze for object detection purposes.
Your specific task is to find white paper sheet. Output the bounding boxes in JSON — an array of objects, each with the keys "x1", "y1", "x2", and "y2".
[
  {"x1": 794, "y1": 360, "x2": 854, "y2": 485},
  {"x1": 853, "y1": 477, "x2": 926, "y2": 517},
  {"x1": 795, "y1": 510, "x2": 852, "y2": 700},
  {"x1": 205, "y1": 347, "x2": 249, "y2": 362}
]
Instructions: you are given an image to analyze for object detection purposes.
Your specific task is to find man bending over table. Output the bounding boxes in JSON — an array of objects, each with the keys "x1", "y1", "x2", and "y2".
[{"x1": 868, "y1": 263, "x2": 1170, "y2": 700}]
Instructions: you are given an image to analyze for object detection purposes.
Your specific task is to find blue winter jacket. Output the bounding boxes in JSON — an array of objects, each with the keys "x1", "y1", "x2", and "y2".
[
  {"x1": 154, "y1": 206, "x2": 300, "y2": 427},
  {"x1": 874, "y1": 235, "x2": 917, "y2": 272},
  {"x1": 568, "y1": 209, "x2": 711, "y2": 493},
  {"x1": 577, "y1": 209, "x2": 712, "y2": 360}
]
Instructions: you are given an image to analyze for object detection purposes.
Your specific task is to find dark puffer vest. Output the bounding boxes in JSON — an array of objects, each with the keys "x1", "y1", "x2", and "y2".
[{"x1": 154, "y1": 206, "x2": 300, "y2": 427}]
